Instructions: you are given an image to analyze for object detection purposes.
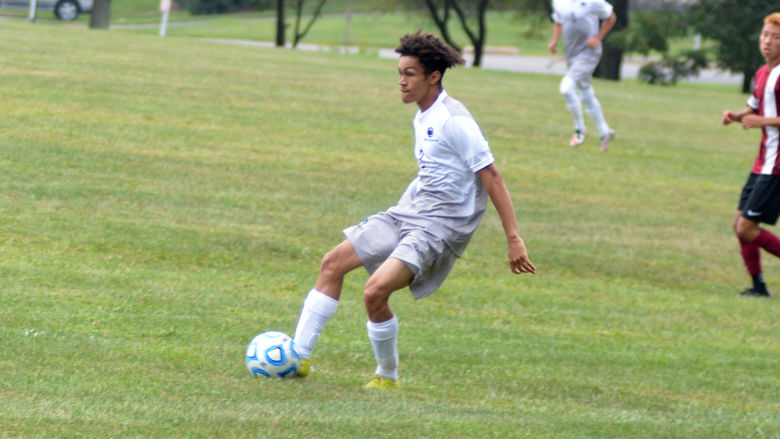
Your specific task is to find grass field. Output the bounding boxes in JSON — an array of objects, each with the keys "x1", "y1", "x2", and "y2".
[{"x1": 1, "y1": 18, "x2": 778, "y2": 439}]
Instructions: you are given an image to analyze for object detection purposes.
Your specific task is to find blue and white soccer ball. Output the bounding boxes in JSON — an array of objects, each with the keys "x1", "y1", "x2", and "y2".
[{"x1": 245, "y1": 331, "x2": 301, "y2": 378}]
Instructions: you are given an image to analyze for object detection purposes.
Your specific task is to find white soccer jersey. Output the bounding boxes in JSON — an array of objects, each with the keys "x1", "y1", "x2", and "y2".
[
  {"x1": 387, "y1": 90, "x2": 494, "y2": 256},
  {"x1": 552, "y1": 0, "x2": 613, "y2": 62}
]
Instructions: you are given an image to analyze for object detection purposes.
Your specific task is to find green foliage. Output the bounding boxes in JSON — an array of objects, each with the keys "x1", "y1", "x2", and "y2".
[
  {"x1": 608, "y1": 10, "x2": 688, "y2": 56},
  {"x1": 178, "y1": 0, "x2": 269, "y2": 14},
  {"x1": 689, "y1": 0, "x2": 773, "y2": 91},
  {"x1": 638, "y1": 49, "x2": 709, "y2": 85}
]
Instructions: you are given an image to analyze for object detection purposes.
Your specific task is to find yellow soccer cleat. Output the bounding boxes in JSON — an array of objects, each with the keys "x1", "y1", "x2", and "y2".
[
  {"x1": 297, "y1": 358, "x2": 310, "y2": 378},
  {"x1": 363, "y1": 376, "x2": 398, "y2": 390}
]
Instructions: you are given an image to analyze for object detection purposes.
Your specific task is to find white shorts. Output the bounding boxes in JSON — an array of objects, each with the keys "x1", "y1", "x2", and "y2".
[
  {"x1": 343, "y1": 212, "x2": 459, "y2": 300},
  {"x1": 566, "y1": 48, "x2": 601, "y2": 88}
]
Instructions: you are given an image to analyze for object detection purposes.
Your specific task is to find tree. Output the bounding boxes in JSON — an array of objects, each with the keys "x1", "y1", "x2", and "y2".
[
  {"x1": 292, "y1": 0, "x2": 328, "y2": 48},
  {"x1": 689, "y1": 0, "x2": 777, "y2": 93},
  {"x1": 373, "y1": 0, "x2": 549, "y2": 67},
  {"x1": 89, "y1": 0, "x2": 111, "y2": 29},
  {"x1": 376, "y1": 0, "x2": 490, "y2": 67},
  {"x1": 594, "y1": 0, "x2": 628, "y2": 80},
  {"x1": 276, "y1": 0, "x2": 285, "y2": 46}
]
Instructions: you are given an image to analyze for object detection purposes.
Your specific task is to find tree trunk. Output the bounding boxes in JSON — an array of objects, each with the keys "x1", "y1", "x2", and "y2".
[
  {"x1": 593, "y1": 0, "x2": 628, "y2": 80},
  {"x1": 742, "y1": 69, "x2": 753, "y2": 94},
  {"x1": 422, "y1": 0, "x2": 460, "y2": 52},
  {"x1": 594, "y1": 41, "x2": 622, "y2": 80},
  {"x1": 89, "y1": 0, "x2": 111, "y2": 29},
  {"x1": 276, "y1": 0, "x2": 285, "y2": 47}
]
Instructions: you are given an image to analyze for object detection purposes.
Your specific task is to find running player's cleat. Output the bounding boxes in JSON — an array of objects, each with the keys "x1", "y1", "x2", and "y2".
[
  {"x1": 363, "y1": 376, "x2": 398, "y2": 390},
  {"x1": 740, "y1": 288, "x2": 770, "y2": 297},
  {"x1": 569, "y1": 129, "x2": 587, "y2": 147},
  {"x1": 599, "y1": 130, "x2": 615, "y2": 152},
  {"x1": 297, "y1": 358, "x2": 310, "y2": 378}
]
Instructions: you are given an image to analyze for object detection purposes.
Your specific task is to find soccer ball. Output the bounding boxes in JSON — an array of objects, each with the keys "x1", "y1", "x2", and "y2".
[{"x1": 245, "y1": 331, "x2": 301, "y2": 378}]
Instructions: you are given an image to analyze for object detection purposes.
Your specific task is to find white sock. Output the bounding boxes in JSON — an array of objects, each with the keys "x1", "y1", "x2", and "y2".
[
  {"x1": 580, "y1": 85, "x2": 610, "y2": 137},
  {"x1": 560, "y1": 76, "x2": 585, "y2": 132},
  {"x1": 366, "y1": 316, "x2": 399, "y2": 381},
  {"x1": 293, "y1": 289, "x2": 338, "y2": 359}
]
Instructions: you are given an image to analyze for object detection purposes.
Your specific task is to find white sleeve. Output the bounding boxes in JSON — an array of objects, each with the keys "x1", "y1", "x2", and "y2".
[
  {"x1": 593, "y1": 0, "x2": 613, "y2": 20},
  {"x1": 443, "y1": 116, "x2": 494, "y2": 173},
  {"x1": 748, "y1": 94, "x2": 760, "y2": 110},
  {"x1": 551, "y1": 0, "x2": 563, "y2": 23}
]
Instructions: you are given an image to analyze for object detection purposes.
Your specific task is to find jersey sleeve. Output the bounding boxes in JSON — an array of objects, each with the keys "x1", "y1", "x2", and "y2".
[
  {"x1": 748, "y1": 68, "x2": 763, "y2": 110},
  {"x1": 551, "y1": 0, "x2": 562, "y2": 23},
  {"x1": 748, "y1": 94, "x2": 760, "y2": 111},
  {"x1": 592, "y1": 0, "x2": 613, "y2": 20},
  {"x1": 442, "y1": 115, "x2": 494, "y2": 173}
]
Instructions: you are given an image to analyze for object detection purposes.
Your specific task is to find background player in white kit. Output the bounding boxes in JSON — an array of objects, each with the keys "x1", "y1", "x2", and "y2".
[
  {"x1": 548, "y1": 0, "x2": 617, "y2": 151},
  {"x1": 291, "y1": 31, "x2": 536, "y2": 389}
]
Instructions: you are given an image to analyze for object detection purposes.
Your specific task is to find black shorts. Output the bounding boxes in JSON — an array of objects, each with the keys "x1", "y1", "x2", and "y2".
[{"x1": 738, "y1": 173, "x2": 780, "y2": 225}]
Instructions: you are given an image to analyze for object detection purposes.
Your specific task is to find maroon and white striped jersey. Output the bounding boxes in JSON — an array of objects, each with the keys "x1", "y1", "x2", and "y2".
[{"x1": 748, "y1": 64, "x2": 780, "y2": 175}]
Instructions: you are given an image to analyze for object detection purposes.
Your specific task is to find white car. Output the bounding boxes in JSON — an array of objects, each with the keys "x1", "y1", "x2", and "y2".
[{"x1": 0, "y1": 0, "x2": 93, "y2": 21}]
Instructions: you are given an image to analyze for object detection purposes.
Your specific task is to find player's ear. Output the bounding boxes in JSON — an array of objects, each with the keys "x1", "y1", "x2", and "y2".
[{"x1": 427, "y1": 70, "x2": 442, "y2": 86}]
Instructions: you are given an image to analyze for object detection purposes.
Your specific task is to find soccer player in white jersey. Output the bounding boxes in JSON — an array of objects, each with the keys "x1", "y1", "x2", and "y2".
[
  {"x1": 548, "y1": 0, "x2": 616, "y2": 151},
  {"x1": 722, "y1": 12, "x2": 780, "y2": 298},
  {"x1": 291, "y1": 31, "x2": 536, "y2": 389}
]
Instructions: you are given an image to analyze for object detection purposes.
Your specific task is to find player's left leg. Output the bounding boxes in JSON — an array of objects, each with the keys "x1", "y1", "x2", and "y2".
[
  {"x1": 737, "y1": 216, "x2": 780, "y2": 257},
  {"x1": 579, "y1": 84, "x2": 614, "y2": 151},
  {"x1": 362, "y1": 258, "x2": 413, "y2": 387}
]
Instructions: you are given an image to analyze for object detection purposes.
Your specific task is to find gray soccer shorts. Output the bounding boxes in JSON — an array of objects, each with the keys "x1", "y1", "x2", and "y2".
[
  {"x1": 343, "y1": 212, "x2": 458, "y2": 300},
  {"x1": 566, "y1": 49, "x2": 601, "y2": 88}
]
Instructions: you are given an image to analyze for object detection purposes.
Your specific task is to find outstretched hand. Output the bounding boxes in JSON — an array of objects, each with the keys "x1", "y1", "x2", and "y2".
[
  {"x1": 508, "y1": 238, "x2": 536, "y2": 275},
  {"x1": 721, "y1": 110, "x2": 738, "y2": 125}
]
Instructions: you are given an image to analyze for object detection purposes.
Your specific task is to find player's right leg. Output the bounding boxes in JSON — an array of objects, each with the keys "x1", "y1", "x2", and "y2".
[
  {"x1": 559, "y1": 76, "x2": 586, "y2": 146},
  {"x1": 734, "y1": 211, "x2": 768, "y2": 296},
  {"x1": 293, "y1": 240, "x2": 363, "y2": 376}
]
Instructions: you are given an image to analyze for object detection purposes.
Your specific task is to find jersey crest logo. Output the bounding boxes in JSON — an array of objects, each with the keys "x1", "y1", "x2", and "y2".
[{"x1": 427, "y1": 127, "x2": 434, "y2": 137}]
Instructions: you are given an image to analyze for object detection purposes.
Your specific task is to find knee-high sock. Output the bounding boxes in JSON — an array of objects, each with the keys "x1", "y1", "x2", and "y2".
[
  {"x1": 293, "y1": 289, "x2": 338, "y2": 359},
  {"x1": 739, "y1": 237, "x2": 762, "y2": 276},
  {"x1": 367, "y1": 316, "x2": 399, "y2": 381},
  {"x1": 753, "y1": 229, "x2": 780, "y2": 257},
  {"x1": 580, "y1": 84, "x2": 610, "y2": 137},
  {"x1": 560, "y1": 76, "x2": 585, "y2": 132}
]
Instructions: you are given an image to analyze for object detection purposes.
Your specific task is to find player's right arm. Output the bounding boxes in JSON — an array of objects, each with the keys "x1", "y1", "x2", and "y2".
[
  {"x1": 548, "y1": 22, "x2": 562, "y2": 54},
  {"x1": 722, "y1": 107, "x2": 756, "y2": 125}
]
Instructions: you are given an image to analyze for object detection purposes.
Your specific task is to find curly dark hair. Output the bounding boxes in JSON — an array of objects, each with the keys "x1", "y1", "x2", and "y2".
[{"x1": 395, "y1": 31, "x2": 464, "y2": 83}]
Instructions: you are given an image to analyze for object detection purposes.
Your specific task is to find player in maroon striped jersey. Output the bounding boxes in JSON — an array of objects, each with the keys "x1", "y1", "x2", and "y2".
[{"x1": 722, "y1": 12, "x2": 780, "y2": 297}]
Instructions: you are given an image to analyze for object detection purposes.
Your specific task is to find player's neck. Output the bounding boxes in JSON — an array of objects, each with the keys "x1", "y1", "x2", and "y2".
[
  {"x1": 766, "y1": 54, "x2": 780, "y2": 70},
  {"x1": 418, "y1": 87, "x2": 442, "y2": 112}
]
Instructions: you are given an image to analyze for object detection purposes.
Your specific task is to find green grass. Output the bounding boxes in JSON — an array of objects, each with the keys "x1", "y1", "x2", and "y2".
[{"x1": 1, "y1": 19, "x2": 779, "y2": 439}]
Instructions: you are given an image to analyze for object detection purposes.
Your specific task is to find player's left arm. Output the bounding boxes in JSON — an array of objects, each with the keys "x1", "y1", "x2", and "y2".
[
  {"x1": 476, "y1": 164, "x2": 536, "y2": 275},
  {"x1": 741, "y1": 114, "x2": 780, "y2": 129},
  {"x1": 587, "y1": 12, "x2": 617, "y2": 49}
]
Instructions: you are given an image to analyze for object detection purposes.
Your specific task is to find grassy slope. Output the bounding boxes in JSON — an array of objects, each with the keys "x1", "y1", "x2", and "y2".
[{"x1": 0, "y1": 19, "x2": 778, "y2": 439}]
